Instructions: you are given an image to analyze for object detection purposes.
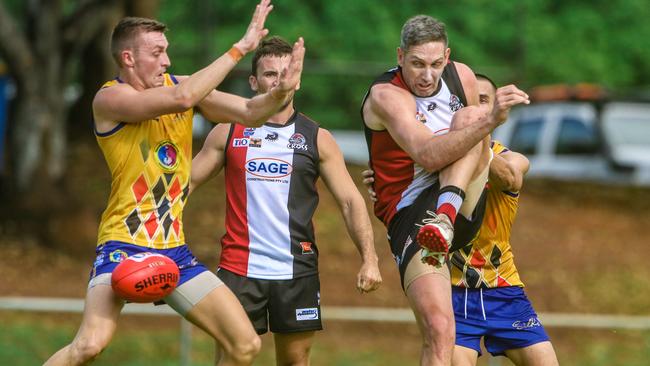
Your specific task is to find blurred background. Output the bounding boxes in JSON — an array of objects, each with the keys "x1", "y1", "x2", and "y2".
[{"x1": 1, "y1": 0, "x2": 649, "y2": 365}]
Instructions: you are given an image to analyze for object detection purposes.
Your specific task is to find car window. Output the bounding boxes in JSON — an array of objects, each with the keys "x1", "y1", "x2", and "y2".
[
  {"x1": 510, "y1": 118, "x2": 543, "y2": 155},
  {"x1": 556, "y1": 117, "x2": 600, "y2": 155}
]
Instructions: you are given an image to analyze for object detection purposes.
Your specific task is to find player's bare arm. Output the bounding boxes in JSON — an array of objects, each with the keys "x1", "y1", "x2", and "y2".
[
  {"x1": 488, "y1": 151, "x2": 530, "y2": 192},
  {"x1": 93, "y1": 0, "x2": 273, "y2": 130},
  {"x1": 317, "y1": 129, "x2": 382, "y2": 293},
  {"x1": 364, "y1": 83, "x2": 488, "y2": 172},
  {"x1": 196, "y1": 37, "x2": 305, "y2": 126},
  {"x1": 190, "y1": 123, "x2": 230, "y2": 193},
  {"x1": 364, "y1": 78, "x2": 529, "y2": 173}
]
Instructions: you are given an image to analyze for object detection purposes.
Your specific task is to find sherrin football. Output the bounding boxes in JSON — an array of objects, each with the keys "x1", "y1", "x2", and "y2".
[{"x1": 111, "y1": 252, "x2": 180, "y2": 303}]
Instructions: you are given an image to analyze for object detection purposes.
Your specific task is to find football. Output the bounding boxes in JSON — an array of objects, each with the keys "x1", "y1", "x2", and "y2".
[{"x1": 111, "y1": 252, "x2": 180, "y2": 303}]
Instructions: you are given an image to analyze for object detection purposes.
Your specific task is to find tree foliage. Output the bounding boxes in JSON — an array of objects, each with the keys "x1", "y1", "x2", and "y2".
[
  {"x1": 157, "y1": 0, "x2": 650, "y2": 131},
  {"x1": 2, "y1": 0, "x2": 650, "y2": 196}
]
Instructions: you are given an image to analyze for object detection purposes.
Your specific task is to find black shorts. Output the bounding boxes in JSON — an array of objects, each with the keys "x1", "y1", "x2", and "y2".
[
  {"x1": 216, "y1": 268, "x2": 323, "y2": 335},
  {"x1": 387, "y1": 182, "x2": 487, "y2": 288}
]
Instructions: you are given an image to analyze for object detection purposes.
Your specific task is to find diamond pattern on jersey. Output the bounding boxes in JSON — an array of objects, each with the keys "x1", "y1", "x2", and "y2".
[
  {"x1": 169, "y1": 178, "x2": 181, "y2": 202},
  {"x1": 152, "y1": 178, "x2": 166, "y2": 205},
  {"x1": 144, "y1": 211, "x2": 158, "y2": 240},
  {"x1": 125, "y1": 173, "x2": 186, "y2": 242},
  {"x1": 132, "y1": 175, "x2": 148, "y2": 203},
  {"x1": 490, "y1": 246, "x2": 502, "y2": 268},
  {"x1": 470, "y1": 249, "x2": 486, "y2": 268},
  {"x1": 162, "y1": 214, "x2": 174, "y2": 240},
  {"x1": 125, "y1": 208, "x2": 142, "y2": 236},
  {"x1": 139, "y1": 140, "x2": 149, "y2": 163}
]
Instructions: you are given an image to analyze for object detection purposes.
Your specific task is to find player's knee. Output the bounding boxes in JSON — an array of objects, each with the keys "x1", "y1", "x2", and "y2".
[
  {"x1": 421, "y1": 312, "x2": 455, "y2": 343},
  {"x1": 70, "y1": 337, "x2": 106, "y2": 362},
  {"x1": 229, "y1": 334, "x2": 261, "y2": 364},
  {"x1": 449, "y1": 106, "x2": 488, "y2": 131}
]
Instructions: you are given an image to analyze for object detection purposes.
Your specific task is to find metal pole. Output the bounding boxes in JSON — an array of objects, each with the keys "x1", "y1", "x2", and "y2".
[{"x1": 179, "y1": 319, "x2": 192, "y2": 366}]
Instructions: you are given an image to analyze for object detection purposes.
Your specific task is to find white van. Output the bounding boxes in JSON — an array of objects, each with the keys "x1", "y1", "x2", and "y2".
[{"x1": 492, "y1": 99, "x2": 650, "y2": 186}]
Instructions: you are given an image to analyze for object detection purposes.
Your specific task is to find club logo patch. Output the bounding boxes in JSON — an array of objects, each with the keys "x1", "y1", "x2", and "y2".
[
  {"x1": 449, "y1": 94, "x2": 464, "y2": 112},
  {"x1": 155, "y1": 141, "x2": 180, "y2": 172},
  {"x1": 249, "y1": 137, "x2": 262, "y2": 148},
  {"x1": 288, "y1": 133, "x2": 308, "y2": 151},
  {"x1": 109, "y1": 250, "x2": 128, "y2": 263},
  {"x1": 300, "y1": 241, "x2": 314, "y2": 254}
]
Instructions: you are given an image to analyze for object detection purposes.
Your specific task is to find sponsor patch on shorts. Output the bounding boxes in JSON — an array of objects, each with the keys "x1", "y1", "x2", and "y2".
[{"x1": 296, "y1": 307, "x2": 319, "y2": 321}]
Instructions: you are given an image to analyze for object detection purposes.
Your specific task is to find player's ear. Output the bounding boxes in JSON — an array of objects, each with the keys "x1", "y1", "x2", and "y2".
[
  {"x1": 249, "y1": 75, "x2": 259, "y2": 92},
  {"x1": 122, "y1": 49, "x2": 135, "y2": 68},
  {"x1": 397, "y1": 47, "x2": 404, "y2": 67},
  {"x1": 444, "y1": 47, "x2": 451, "y2": 62}
]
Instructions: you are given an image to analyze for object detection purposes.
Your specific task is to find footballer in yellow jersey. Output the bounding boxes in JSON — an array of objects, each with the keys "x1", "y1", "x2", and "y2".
[
  {"x1": 45, "y1": 4, "x2": 307, "y2": 365},
  {"x1": 450, "y1": 74, "x2": 558, "y2": 365},
  {"x1": 95, "y1": 74, "x2": 191, "y2": 250},
  {"x1": 450, "y1": 141, "x2": 523, "y2": 288}
]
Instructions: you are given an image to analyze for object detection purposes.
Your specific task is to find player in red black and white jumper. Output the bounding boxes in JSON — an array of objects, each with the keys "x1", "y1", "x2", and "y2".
[{"x1": 191, "y1": 36, "x2": 382, "y2": 366}]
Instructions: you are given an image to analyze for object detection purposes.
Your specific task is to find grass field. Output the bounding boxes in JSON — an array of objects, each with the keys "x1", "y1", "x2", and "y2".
[{"x1": 3, "y1": 312, "x2": 650, "y2": 365}]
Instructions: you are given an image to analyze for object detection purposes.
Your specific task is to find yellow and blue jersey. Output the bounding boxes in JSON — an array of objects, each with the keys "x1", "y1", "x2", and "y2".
[
  {"x1": 450, "y1": 141, "x2": 524, "y2": 288},
  {"x1": 95, "y1": 74, "x2": 193, "y2": 249}
]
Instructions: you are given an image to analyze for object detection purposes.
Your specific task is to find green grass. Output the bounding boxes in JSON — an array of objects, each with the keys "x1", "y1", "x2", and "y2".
[{"x1": 3, "y1": 313, "x2": 650, "y2": 366}]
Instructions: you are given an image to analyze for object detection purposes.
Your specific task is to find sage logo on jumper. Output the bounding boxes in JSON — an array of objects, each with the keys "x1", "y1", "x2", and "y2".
[{"x1": 245, "y1": 158, "x2": 293, "y2": 178}]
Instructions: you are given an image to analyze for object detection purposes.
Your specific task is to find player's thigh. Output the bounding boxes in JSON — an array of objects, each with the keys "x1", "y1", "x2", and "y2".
[
  {"x1": 405, "y1": 257, "x2": 453, "y2": 331},
  {"x1": 504, "y1": 341, "x2": 559, "y2": 366},
  {"x1": 74, "y1": 281, "x2": 124, "y2": 347},
  {"x1": 182, "y1": 275, "x2": 257, "y2": 350},
  {"x1": 452, "y1": 345, "x2": 479, "y2": 366},
  {"x1": 273, "y1": 331, "x2": 315, "y2": 366}
]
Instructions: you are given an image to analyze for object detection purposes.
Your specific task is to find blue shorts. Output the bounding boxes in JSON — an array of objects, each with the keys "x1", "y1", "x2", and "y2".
[
  {"x1": 90, "y1": 241, "x2": 208, "y2": 287},
  {"x1": 452, "y1": 286, "x2": 550, "y2": 356}
]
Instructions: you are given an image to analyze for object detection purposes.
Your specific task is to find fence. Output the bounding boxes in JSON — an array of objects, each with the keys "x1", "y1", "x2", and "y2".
[{"x1": 2, "y1": 296, "x2": 650, "y2": 365}]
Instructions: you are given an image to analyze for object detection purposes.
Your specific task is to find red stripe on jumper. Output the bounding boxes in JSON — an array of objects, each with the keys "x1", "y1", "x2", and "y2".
[{"x1": 221, "y1": 124, "x2": 251, "y2": 276}]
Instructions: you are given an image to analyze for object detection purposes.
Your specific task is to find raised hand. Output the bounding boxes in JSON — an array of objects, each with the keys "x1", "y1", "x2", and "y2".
[
  {"x1": 491, "y1": 84, "x2": 530, "y2": 126},
  {"x1": 270, "y1": 37, "x2": 305, "y2": 99},
  {"x1": 234, "y1": 0, "x2": 273, "y2": 54}
]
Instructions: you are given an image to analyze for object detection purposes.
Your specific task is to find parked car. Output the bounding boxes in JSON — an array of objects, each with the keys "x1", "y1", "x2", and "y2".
[{"x1": 492, "y1": 85, "x2": 650, "y2": 186}]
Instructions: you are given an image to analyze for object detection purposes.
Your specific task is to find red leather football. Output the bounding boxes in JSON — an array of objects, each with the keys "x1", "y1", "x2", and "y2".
[{"x1": 111, "y1": 252, "x2": 180, "y2": 303}]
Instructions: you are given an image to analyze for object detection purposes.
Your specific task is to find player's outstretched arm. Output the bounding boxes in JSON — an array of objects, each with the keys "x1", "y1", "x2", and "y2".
[
  {"x1": 489, "y1": 150, "x2": 530, "y2": 192},
  {"x1": 190, "y1": 124, "x2": 230, "y2": 194},
  {"x1": 318, "y1": 129, "x2": 382, "y2": 294},
  {"x1": 197, "y1": 37, "x2": 305, "y2": 126},
  {"x1": 93, "y1": 0, "x2": 273, "y2": 126}
]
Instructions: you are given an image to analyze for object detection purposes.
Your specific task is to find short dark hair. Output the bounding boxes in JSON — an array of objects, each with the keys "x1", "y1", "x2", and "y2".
[
  {"x1": 251, "y1": 36, "x2": 293, "y2": 76},
  {"x1": 400, "y1": 15, "x2": 447, "y2": 51},
  {"x1": 110, "y1": 17, "x2": 167, "y2": 66},
  {"x1": 475, "y1": 73, "x2": 498, "y2": 90}
]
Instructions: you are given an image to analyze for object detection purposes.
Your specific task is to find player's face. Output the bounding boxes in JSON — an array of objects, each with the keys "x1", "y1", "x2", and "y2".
[
  {"x1": 249, "y1": 54, "x2": 291, "y2": 94},
  {"x1": 398, "y1": 41, "x2": 450, "y2": 97},
  {"x1": 477, "y1": 79, "x2": 496, "y2": 106},
  {"x1": 131, "y1": 31, "x2": 171, "y2": 89}
]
